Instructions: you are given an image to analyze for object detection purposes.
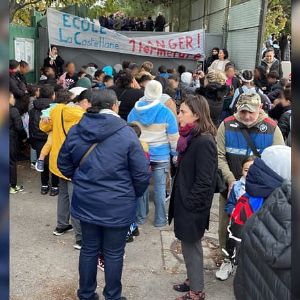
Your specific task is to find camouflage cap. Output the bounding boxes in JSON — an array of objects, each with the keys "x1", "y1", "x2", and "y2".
[{"x1": 236, "y1": 92, "x2": 261, "y2": 112}]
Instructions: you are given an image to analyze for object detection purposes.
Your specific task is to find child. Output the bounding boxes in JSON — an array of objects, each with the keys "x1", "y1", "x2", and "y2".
[
  {"x1": 216, "y1": 156, "x2": 263, "y2": 280},
  {"x1": 35, "y1": 90, "x2": 73, "y2": 175},
  {"x1": 9, "y1": 92, "x2": 27, "y2": 193},
  {"x1": 94, "y1": 70, "x2": 105, "y2": 89}
]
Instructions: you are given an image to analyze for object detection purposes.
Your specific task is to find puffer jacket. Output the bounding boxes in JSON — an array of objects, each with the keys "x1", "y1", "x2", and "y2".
[
  {"x1": 234, "y1": 180, "x2": 291, "y2": 300},
  {"x1": 57, "y1": 111, "x2": 151, "y2": 227},
  {"x1": 29, "y1": 98, "x2": 51, "y2": 146},
  {"x1": 196, "y1": 83, "x2": 228, "y2": 127}
]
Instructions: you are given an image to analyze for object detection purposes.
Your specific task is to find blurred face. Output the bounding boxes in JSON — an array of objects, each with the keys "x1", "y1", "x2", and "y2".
[
  {"x1": 267, "y1": 77, "x2": 277, "y2": 84},
  {"x1": 67, "y1": 63, "x2": 75, "y2": 75},
  {"x1": 178, "y1": 102, "x2": 198, "y2": 127},
  {"x1": 212, "y1": 49, "x2": 219, "y2": 56},
  {"x1": 169, "y1": 78, "x2": 179, "y2": 89},
  {"x1": 242, "y1": 160, "x2": 254, "y2": 178},
  {"x1": 131, "y1": 67, "x2": 139, "y2": 77},
  {"x1": 218, "y1": 50, "x2": 225, "y2": 60},
  {"x1": 51, "y1": 47, "x2": 58, "y2": 55},
  {"x1": 238, "y1": 109, "x2": 260, "y2": 126},
  {"x1": 279, "y1": 96, "x2": 291, "y2": 107},
  {"x1": 226, "y1": 67, "x2": 235, "y2": 78},
  {"x1": 140, "y1": 79, "x2": 150, "y2": 88},
  {"x1": 265, "y1": 51, "x2": 274, "y2": 63},
  {"x1": 254, "y1": 68, "x2": 260, "y2": 79},
  {"x1": 20, "y1": 65, "x2": 30, "y2": 75},
  {"x1": 105, "y1": 79, "x2": 114, "y2": 88},
  {"x1": 79, "y1": 99, "x2": 91, "y2": 110}
]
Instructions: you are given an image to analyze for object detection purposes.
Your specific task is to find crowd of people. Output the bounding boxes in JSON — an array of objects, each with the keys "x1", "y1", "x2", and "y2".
[
  {"x1": 98, "y1": 12, "x2": 166, "y2": 32},
  {"x1": 9, "y1": 44, "x2": 291, "y2": 300}
]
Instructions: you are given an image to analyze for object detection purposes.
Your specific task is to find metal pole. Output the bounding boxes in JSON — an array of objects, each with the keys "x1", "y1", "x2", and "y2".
[
  {"x1": 256, "y1": 0, "x2": 268, "y2": 66},
  {"x1": 224, "y1": 0, "x2": 231, "y2": 49}
]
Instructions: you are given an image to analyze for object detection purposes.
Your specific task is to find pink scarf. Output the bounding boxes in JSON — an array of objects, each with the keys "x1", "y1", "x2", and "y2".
[{"x1": 177, "y1": 123, "x2": 196, "y2": 164}]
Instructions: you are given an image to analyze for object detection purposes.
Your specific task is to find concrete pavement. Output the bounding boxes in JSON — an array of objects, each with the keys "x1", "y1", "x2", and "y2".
[{"x1": 10, "y1": 162, "x2": 235, "y2": 300}]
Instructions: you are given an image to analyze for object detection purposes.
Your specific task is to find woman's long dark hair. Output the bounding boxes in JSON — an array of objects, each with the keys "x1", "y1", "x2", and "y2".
[{"x1": 182, "y1": 94, "x2": 217, "y2": 137}]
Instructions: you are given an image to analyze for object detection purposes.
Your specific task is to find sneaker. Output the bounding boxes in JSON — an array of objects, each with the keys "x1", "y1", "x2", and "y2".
[
  {"x1": 97, "y1": 256, "x2": 105, "y2": 271},
  {"x1": 215, "y1": 259, "x2": 234, "y2": 280},
  {"x1": 73, "y1": 240, "x2": 82, "y2": 250},
  {"x1": 126, "y1": 233, "x2": 134, "y2": 243},
  {"x1": 10, "y1": 187, "x2": 19, "y2": 194},
  {"x1": 50, "y1": 187, "x2": 59, "y2": 196},
  {"x1": 35, "y1": 160, "x2": 44, "y2": 172},
  {"x1": 41, "y1": 185, "x2": 49, "y2": 195},
  {"x1": 30, "y1": 162, "x2": 36, "y2": 170},
  {"x1": 132, "y1": 227, "x2": 140, "y2": 237},
  {"x1": 53, "y1": 225, "x2": 73, "y2": 236},
  {"x1": 15, "y1": 185, "x2": 24, "y2": 192}
]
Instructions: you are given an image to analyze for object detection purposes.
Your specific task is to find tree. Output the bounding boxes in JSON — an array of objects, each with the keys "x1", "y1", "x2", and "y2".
[
  {"x1": 9, "y1": 0, "x2": 97, "y2": 25},
  {"x1": 264, "y1": 0, "x2": 291, "y2": 40}
]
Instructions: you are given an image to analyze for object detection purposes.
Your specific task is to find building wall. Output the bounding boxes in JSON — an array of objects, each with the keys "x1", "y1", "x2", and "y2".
[{"x1": 169, "y1": 0, "x2": 267, "y2": 70}]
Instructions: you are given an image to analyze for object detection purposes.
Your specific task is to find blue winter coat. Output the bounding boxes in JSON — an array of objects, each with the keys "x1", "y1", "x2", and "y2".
[{"x1": 57, "y1": 111, "x2": 151, "y2": 227}]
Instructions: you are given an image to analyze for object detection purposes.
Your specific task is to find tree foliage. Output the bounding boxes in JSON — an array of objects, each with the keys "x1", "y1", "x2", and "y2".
[{"x1": 264, "y1": 0, "x2": 291, "y2": 40}]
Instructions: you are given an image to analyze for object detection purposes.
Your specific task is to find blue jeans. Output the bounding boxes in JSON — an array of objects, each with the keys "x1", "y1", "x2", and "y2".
[
  {"x1": 136, "y1": 188, "x2": 149, "y2": 225},
  {"x1": 78, "y1": 222, "x2": 128, "y2": 300},
  {"x1": 30, "y1": 147, "x2": 37, "y2": 163},
  {"x1": 151, "y1": 161, "x2": 169, "y2": 227}
]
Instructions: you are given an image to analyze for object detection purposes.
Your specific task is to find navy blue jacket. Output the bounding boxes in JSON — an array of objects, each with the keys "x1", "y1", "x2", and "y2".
[
  {"x1": 58, "y1": 111, "x2": 151, "y2": 227},
  {"x1": 246, "y1": 157, "x2": 283, "y2": 198}
]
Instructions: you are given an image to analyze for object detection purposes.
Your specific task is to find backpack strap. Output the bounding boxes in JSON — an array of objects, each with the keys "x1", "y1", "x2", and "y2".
[
  {"x1": 240, "y1": 128, "x2": 261, "y2": 157},
  {"x1": 79, "y1": 143, "x2": 98, "y2": 167},
  {"x1": 61, "y1": 109, "x2": 67, "y2": 137}
]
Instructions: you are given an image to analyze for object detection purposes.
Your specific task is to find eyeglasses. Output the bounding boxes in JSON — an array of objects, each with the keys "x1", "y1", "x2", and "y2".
[{"x1": 116, "y1": 101, "x2": 121, "y2": 106}]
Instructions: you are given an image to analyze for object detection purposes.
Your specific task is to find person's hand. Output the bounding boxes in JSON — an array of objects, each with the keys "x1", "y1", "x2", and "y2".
[
  {"x1": 172, "y1": 155, "x2": 178, "y2": 166},
  {"x1": 132, "y1": 78, "x2": 141, "y2": 89},
  {"x1": 227, "y1": 180, "x2": 237, "y2": 197},
  {"x1": 41, "y1": 117, "x2": 51, "y2": 123},
  {"x1": 198, "y1": 70, "x2": 205, "y2": 79},
  {"x1": 272, "y1": 98, "x2": 280, "y2": 107}
]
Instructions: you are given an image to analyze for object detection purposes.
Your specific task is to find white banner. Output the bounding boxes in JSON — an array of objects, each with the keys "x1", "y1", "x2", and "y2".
[{"x1": 47, "y1": 8, "x2": 205, "y2": 60}]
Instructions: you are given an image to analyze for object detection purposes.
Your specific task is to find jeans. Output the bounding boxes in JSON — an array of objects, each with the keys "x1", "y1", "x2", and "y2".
[
  {"x1": 151, "y1": 161, "x2": 169, "y2": 227},
  {"x1": 136, "y1": 188, "x2": 149, "y2": 225},
  {"x1": 57, "y1": 178, "x2": 82, "y2": 242},
  {"x1": 78, "y1": 222, "x2": 128, "y2": 300},
  {"x1": 30, "y1": 147, "x2": 37, "y2": 163}
]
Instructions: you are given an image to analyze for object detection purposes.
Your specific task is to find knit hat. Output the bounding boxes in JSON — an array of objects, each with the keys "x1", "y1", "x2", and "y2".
[
  {"x1": 102, "y1": 65, "x2": 113, "y2": 77},
  {"x1": 76, "y1": 77, "x2": 92, "y2": 89},
  {"x1": 261, "y1": 145, "x2": 291, "y2": 181},
  {"x1": 85, "y1": 66, "x2": 97, "y2": 77},
  {"x1": 181, "y1": 72, "x2": 193, "y2": 85},
  {"x1": 206, "y1": 69, "x2": 227, "y2": 85},
  {"x1": 144, "y1": 80, "x2": 162, "y2": 101},
  {"x1": 236, "y1": 92, "x2": 261, "y2": 112},
  {"x1": 113, "y1": 64, "x2": 123, "y2": 73}
]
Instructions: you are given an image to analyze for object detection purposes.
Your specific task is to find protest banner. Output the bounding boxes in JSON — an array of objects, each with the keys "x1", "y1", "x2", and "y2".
[{"x1": 47, "y1": 8, "x2": 205, "y2": 60}]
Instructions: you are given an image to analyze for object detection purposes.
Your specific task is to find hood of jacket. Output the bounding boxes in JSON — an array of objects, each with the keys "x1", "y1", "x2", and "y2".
[
  {"x1": 33, "y1": 98, "x2": 51, "y2": 111},
  {"x1": 246, "y1": 158, "x2": 284, "y2": 198},
  {"x1": 202, "y1": 83, "x2": 227, "y2": 101},
  {"x1": 131, "y1": 99, "x2": 164, "y2": 126},
  {"x1": 76, "y1": 111, "x2": 127, "y2": 143}
]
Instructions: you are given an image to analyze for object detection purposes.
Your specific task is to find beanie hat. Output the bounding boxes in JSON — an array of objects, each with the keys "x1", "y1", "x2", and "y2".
[
  {"x1": 85, "y1": 66, "x2": 97, "y2": 77},
  {"x1": 102, "y1": 65, "x2": 113, "y2": 77},
  {"x1": 76, "y1": 77, "x2": 92, "y2": 89},
  {"x1": 144, "y1": 80, "x2": 163, "y2": 101},
  {"x1": 181, "y1": 72, "x2": 193, "y2": 85},
  {"x1": 261, "y1": 145, "x2": 291, "y2": 181},
  {"x1": 206, "y1": 69, "x2": 227, "y2": 85},
  {"x1": 113, "y1": 64, "x2": 123, "y2": 73}
]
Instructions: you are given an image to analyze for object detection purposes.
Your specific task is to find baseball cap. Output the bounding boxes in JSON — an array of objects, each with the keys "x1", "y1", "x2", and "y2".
[{"x1": 236, "y1": 93, "x2": 261, "y2": 112}]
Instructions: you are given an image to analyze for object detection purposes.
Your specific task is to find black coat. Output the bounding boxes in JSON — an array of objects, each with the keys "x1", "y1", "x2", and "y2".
[
  {"x1": 168, "y1": 134, "x2": 218, "y2": 243},
  {"x1": 234, "y1": 181, "x2": 291, "y2": 300},
  {"x1": 9, "y1": 73, "x2": 26, "y2": 103},
  {"x1": 196, "y1": 83, "x2": 228, "y2": 127},
  {"x1": 29, "y1": 98, "x2": 51, "y2": 147},
  {"x1": 110, "y1": 87, "x2": 144, "y2": 121},
  {"x1": 43, "y1": 55, "x2": 65, "y2": 78},
  {"x1": 260, "y1": 59, "x2": 283, "y2": 79},
  {"x1": 9, "y1": 105, "x2": 27, "y2": 141},
  {"x1": 278, "y1": 106, "x2": 291, "y2": 141}
]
